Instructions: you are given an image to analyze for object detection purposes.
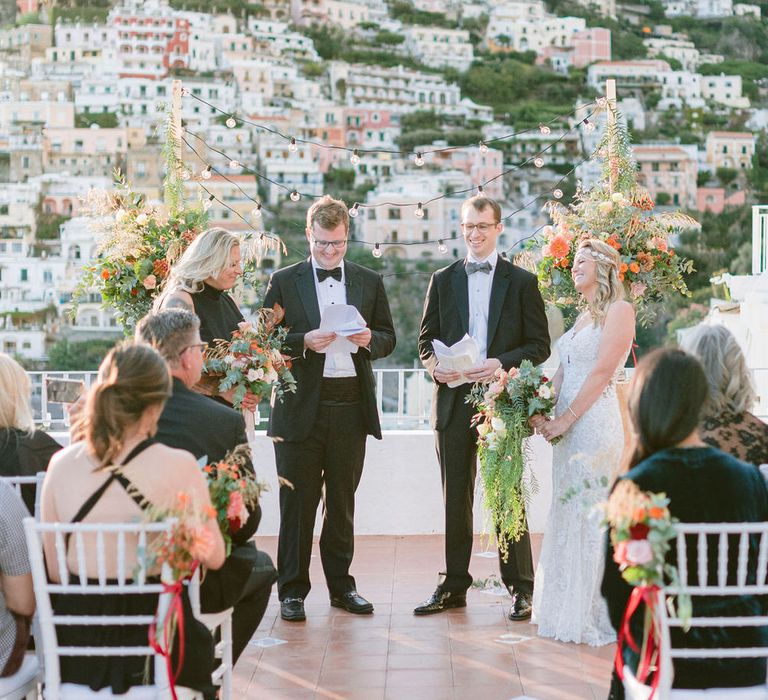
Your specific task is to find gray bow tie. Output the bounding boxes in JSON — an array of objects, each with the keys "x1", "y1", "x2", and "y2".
[{"x1": 466, "y1": 261, "x2": 492, "y2": 275}]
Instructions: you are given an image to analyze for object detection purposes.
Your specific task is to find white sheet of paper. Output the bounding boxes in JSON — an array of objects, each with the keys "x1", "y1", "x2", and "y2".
[
  {"x1": 318, "y1": 304, "x2": 367, "y2": 354},
  {"x1": 432, "y1": 334, "x2": 480, "y2": 387}
]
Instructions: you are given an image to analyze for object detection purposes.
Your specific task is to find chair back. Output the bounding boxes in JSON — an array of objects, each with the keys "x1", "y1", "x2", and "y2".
[
  {"x1": 652, "y1": 521, "x2": 768, "y2": 698},
  {"x1": 23, "y1": 517, "x2": 178, "y2": 700},
  {"x1": 1, "y1": 471, "x2": 46, "y2": 520}
]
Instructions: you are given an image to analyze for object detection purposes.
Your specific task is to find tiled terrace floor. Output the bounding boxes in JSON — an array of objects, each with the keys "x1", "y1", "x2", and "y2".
[{"x1": 235, "y1": 535, "x2": 614, "y2": 700}]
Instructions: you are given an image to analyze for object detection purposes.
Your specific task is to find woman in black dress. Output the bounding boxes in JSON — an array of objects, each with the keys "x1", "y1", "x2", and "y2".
[
  {"x1": 156, "y1": 227, "x2": 258, "y2": 411},
  {"x1": 601, "y1": 348, "x2": 768, "y2": 698}
]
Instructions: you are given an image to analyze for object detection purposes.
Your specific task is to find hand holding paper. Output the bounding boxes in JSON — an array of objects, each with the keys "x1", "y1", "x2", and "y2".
[
  {"x1": 432, "y1": 335, "x2": 481, "y2": 388},
  {"x1": 318, "y1": 304, "x2": 367, "y2": 354}
]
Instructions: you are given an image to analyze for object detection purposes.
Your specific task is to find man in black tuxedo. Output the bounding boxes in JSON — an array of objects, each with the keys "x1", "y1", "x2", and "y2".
[
  {"x1": 135, "y1": 309, "x2": 276, "y2": 663},
  {"x1": 415, "y1": 194, "x2": 550, "y2": 620},
  {"x1": 263, "y1": 195, "x2": 396, "y2": 622}
]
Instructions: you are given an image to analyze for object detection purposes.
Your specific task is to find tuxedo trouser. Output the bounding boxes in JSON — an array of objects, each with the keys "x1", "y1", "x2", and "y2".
[
  {"x1": 436, "y1": 395, "x2": 535, "y2": 595},
  {"x1": 274, "y1": 384, "x2": 367, "y2": 600}
]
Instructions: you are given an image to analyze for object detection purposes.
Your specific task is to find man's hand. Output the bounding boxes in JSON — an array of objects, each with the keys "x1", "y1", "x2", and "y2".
[
  {"x1": 433, "y1": 362, "x2": 461, "y2": 384},
  {"x1": 464, "y1": 358, "x2": 502, "y2": 383},
  {"x1": 304, "y1": 329, "x2": 337, "y2": 352},
  {"x1": 241, "y1": 391, "x2": 260, "y2": 412},
  {"x1": 347, "y1": 328, "x2": 372, "y2": 348}
]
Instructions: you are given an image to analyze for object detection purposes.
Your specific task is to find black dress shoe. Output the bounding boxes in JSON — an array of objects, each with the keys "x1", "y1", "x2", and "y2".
[
  {"x1": 508, "y1": 592, "x2": 532, "y2": 621},
  {"x1": 413, "y1": 587, "x2": 467, "y2": 615},
  {"x1": 280, "y1": 597, "x2": 306, "y2": 621},
  {"x1": 330, "y1": 590, "x2": 374, "y2": 614}
]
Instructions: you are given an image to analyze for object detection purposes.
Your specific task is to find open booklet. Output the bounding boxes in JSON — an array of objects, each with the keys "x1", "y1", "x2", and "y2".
[
  {"x1": 318, "y1": 303, "x2": 367, "y2": 354},
  {"x1": 432, "y1": 334, "x2": 480, "y2": 388}
]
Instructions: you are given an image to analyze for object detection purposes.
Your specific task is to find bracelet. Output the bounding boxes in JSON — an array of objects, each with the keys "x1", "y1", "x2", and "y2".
[{"x1": 567, "y1": 406, "x2": 579, "y2": 420}]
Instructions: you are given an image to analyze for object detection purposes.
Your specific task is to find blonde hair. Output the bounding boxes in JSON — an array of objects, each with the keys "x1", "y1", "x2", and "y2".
[
  {"x1": 306, "y1": 195, "x2": 349, "y2": 234},
  {"x1": 0, "y1": 353, "x2": 34, "y2": 433},
  {"x1": 681, "y1": 324, "x2": 757, "y2": 417},
  {"x1": 167, "y1": 227, "x2": 241, "y2": 294},
  {"x1": 72, "y1": 343, "x2": 171, "y2": 467},
  {"x1": 575, "y1": 239, "x2": 624, "y2": 326}
]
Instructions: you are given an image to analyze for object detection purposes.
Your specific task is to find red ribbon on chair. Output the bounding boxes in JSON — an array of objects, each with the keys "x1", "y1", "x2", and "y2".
[
  {"x1": 615, "y1": 585, "x2": 662, "y2": 698},
  {"x1": 149, "y1": 579, "x2": 186, "y2": 700}
]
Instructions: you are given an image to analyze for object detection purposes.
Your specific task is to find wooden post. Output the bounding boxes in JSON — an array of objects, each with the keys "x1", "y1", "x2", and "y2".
[
  {"x1": 606, "y1": 78, "x2": 617, "y2": 194},
  {"x1": 170, "y1": 79, "x2": 183, "y2": 173}
]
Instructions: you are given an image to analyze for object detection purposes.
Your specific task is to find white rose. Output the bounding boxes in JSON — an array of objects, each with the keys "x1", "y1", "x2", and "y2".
[
  {"x1": 491, "y1": 416, "x2": 506, "y2": 432},
  {"x1": 477, "y1": 421, "x2": 492, "y2": 437},
  {"x1": 626, "y1": 539, "x2": 654, "y2": 565},
  {"x1": 538, "y1": 384, "x2": 552, "y2": 400},
  {"x1": 611, "y1": 192, "x2": 626, "y2": 204},
  {"x1": 598, "y1": 201, "x2": 613, "y2": 215},
  {"x1": 264, "y1": 368, "x2": 278, "y2": 383},
  {"x1": 237, "y1": 321, "x2": 253, "y2": 333},
  {"x1": 135, "y1": 213, "x2": 149, "y2": 226},
  {"x1": 247, "y1": 368, "x2": 264, "y2": 382}
]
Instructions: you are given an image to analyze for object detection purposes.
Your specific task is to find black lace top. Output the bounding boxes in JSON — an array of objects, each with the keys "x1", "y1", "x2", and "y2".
[
  {"x1": 191, "y1": 283, "x2": 244, "y2": 346},
  {"x1": 701, "y1": 411, "x2": 768, "y2": 467}
]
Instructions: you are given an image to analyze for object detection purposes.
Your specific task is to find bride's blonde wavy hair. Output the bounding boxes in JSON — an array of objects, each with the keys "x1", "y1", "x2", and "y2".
[
  {"x1": 575, "y1": 239, "x2": 624, "y2": 326},
  {"x1": 167, "y1": 227, "x2": 241, "y2": 294}
]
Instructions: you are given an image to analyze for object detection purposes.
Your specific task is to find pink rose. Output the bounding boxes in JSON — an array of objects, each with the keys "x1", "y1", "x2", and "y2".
[
  {"x1": 630, "y1": 282, "x2": 647, "y2": 299},
  {"x1": 625, "y1": 539, "x2": 654, "y2": 565},
  {"x1": 613, "y1": 540, "x2": 629, "y2": 565},
  {"x1": 189, "y1": 526, "x2": 215, "y2": 560},
  {"x1": 226, "y1": 491, "x2": 249, "y2": 533},
  {"x1": 142, "y1": 274, "x2": 157, "y2": 290}
]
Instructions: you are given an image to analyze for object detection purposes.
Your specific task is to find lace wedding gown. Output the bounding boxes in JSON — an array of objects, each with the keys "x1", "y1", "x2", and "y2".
[{"x1": 531, "y1": 321, "x2": 629, "y2": 646}]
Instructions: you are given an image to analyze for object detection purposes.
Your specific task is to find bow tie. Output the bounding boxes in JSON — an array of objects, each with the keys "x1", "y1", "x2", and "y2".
[
  {"x1": 466, "y1": 260, "x2": 492, "y2": 275},
  {"x1": 316, "y1": 267, "x2": 342, "y2": 283}
]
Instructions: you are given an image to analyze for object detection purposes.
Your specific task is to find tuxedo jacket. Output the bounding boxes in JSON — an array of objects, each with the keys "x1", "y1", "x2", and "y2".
[
  {"x1": 263, "y1": 258, "x2": 396, "y2": 443},
  {"x1": 418, "y1": 257, "x2": 551, "y2": 431}
]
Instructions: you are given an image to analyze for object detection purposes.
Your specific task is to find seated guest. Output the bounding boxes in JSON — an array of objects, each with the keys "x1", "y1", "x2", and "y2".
[
  {"x1": 135, "y1": 309, "x2": 276, "y2": 664},
  {"x1": 0, "y1": 481, "x2": 35, "y2": 678},
  {"x1": 41, "y1": 343, "x2": 225, "y2": 698},
  {"x1": 602, "y1": 348, "x2": 768, "y2": 698},
  {"x1": 681, "y1": 324, "x2": 768, "y2": 466},
  {"x1": 0, "y1": 353, "x2": 61, "y2": 512}
]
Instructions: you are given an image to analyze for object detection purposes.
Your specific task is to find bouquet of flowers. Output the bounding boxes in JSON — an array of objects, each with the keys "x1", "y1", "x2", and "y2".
[
  {"x1": 604, "y1": 480, "x2": 691, "y2": 693},
  {"x1": 202, "y1": 444, "x2": 266, "y2": 556},
  {"x1": 468, "y1": 360, "x2": 558, "y2": 558},
  {"x1": 536, "y1": 117, "x2": 697, "y2": 325},
  {"x1": 204, "y1": 304, "x2": 297, "y2": 410}
]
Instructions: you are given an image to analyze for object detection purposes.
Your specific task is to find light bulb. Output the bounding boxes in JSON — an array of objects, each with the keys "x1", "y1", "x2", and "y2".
[
  {"x1": 229, "y1": 159, "x2": 239, "y2": 169},
  {"x1": 414, "y1": 203, "x2": 425, "y2": 219},
  {"x1": 289, "y1": 137, "x2": 298, "y2": 153},
  {"x1": 584, "y1": 119, "x2": 595, "y2": 133},
  {"x1": 251, "y1": 204, "x2": 262, "y2": 218},
  {"x1": 180, "y1": 168, "x2": 190, "y2": 181},
  {"x1": 478, "y1": 141, "x2": 488, "y2": 154},
  {"x1": 350, "y1": 149, "x2": 360, "y2": 165},
  {"x1": 201, "y1": 165, "x2": 212, "y2": 180},
  {"x1": 414, "y1": 152, "x2": 424, "y2": 167},
  {"x1": 553, "y1": 188, "x2": 563, "y2": 199},
  {"x1": 349, "y1": 203, "x2": 359, "y2": 218},
  {"x1": 225, "y1": 116, "x2": 237, "y2": 128},
  {"x1": 372, "y1": 243, "x2": 382, "y2": 258},
  {"x1": 534, "y1": 157, "x2": 544, "y2": 168},
  {"x1": 203, "y1": 195, "x2": 214, "y2": 211},
  {"x1": 438, "y1": 240, "x2": 448, "y2": 254},
  {"x1": 477, "y1": 185, "x2": 484, "y2": 194},
  {"x1": 290, "y1": 190, "x2": 300, "y2": 202},
  {"x1": 539, "y1": 123, "x2": 551, "y2": 136}
]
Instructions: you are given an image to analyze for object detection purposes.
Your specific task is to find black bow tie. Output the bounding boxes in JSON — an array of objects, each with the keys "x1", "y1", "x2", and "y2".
[{"x1": 316, "y1": 267, "x2": 342, "y2": 283}]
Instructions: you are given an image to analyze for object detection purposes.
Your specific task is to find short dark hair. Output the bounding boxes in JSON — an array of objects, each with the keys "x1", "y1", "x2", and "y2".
[
  {"x1": 134, "y1": 310, "x2": 200, "y2": 366},
  {"x1": 461, "y1": 195, "x2": 502, "y2": 223},
  {"x1": 626, "y1": 347, "x2": 709, "y2": 470}
]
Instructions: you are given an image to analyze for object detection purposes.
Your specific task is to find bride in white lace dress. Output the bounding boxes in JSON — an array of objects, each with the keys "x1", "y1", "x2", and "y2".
[{"x1": 530, "y1": 238, "x2": 635, "y2": 646}]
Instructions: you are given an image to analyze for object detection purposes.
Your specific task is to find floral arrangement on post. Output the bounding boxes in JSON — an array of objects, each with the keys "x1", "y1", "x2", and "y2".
[
  {"x1": 204, "y1": 304, "x2": 297, "y2": 411},
  {"x1": 536, "y1": 114, "x2": 697, "y2": 325},
  {"x1": 468, "y1": 359, "x2": 558, "y2": 559},
  {"x1": 604, "y1": 480, "x2": 691, "y2": 695},
  {"x1": 202, "y1": 444, "x2": 267, "y2": 556}
]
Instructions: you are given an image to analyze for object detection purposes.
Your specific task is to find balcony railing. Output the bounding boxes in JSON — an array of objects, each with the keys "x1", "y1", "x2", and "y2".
[{"x1": 26, "y1": 367, "x2": 768, "y2": 434}]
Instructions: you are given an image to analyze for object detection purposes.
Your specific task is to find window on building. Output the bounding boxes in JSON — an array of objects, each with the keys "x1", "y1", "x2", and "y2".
[
  {"x1": 388, "y1": 208, "x2": 401, "y2": 220},
  {"x1": 391, "y1": 230, "x2": 398, "y2": 243},
  {"x1": 44, "y1": 270, "x2": 52, "y2": 283},
  {"x1": 651, "y1": 163, "x2": 660, "y2": 172},
  {"x1": 20, "y1": 269, "x2": 28, "y2": 282}
]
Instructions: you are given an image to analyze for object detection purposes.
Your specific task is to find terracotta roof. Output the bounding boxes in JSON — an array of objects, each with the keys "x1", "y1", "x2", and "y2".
[{"x1": 707, "y1": 131, "x2": 755, "y2": 139}]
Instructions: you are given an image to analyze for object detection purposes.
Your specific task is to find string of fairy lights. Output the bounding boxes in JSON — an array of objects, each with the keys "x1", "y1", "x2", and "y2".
[{"x1": 174, "y1": 88, "x2": 608, "y2": 258}]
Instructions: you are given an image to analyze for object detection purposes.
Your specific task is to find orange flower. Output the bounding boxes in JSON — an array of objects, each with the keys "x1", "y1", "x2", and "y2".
[
  {"x1": 101, "y1": 269, "x2": 110, "y2": 280},
  {"x1": 620, "y1": 263, "x2": 628, "y2": 274},
  {"x1": 637, "y1": 252, "x2": 654, "y2": 272},
  {"x1": 632, "y1": 506, "x2": 647, "y2": 522},
  {"x1": 203, "y1": 465, "x2": 213, "y2": 474},
  {"x1": 648, "y1": 506, "x2": 666, "y2": 519},
  {"x1": 204, "y1": 505, "x2": 217, "y2": 519},
  {"x1": 629, "y1": 262, "x2": 640, "y2": 274},
  {"x1": 548, "y1": 234, "x2": 570, "y2": 259},
  {"x1": 606, "y1": 236, "x2": 621, "y2": 250}
]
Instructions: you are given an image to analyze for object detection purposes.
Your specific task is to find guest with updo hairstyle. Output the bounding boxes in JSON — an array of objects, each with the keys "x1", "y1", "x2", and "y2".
[
  {"x1": 681, "y1": 324, "x2": 768, "y2": 466},
  {"x1": 154, "y1": 227, "x2": 258, "y2": 410},
  {"x1": 41, "y1": 342, "x2": 225, "y2": 697}
]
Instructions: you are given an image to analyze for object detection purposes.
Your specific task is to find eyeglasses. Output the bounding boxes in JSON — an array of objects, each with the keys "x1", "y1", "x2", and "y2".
[
  {"x1": 311, "y1": 237, "x2": 348, "y2": 251},
  {"x1": 180, "y1": 342, "x2": 208, "y2": 357},
  {"x1": 460, "y1": 222, "x2": 499, "y2": 233}
]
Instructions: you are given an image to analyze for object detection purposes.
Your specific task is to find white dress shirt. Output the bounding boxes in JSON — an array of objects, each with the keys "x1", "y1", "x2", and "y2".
[
  {"x1": 466, "y1": 249, "x2": 498, "y2": 361},
  {"x1": 311, "y1": 257, "x2": 357, "y2": 378}
]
